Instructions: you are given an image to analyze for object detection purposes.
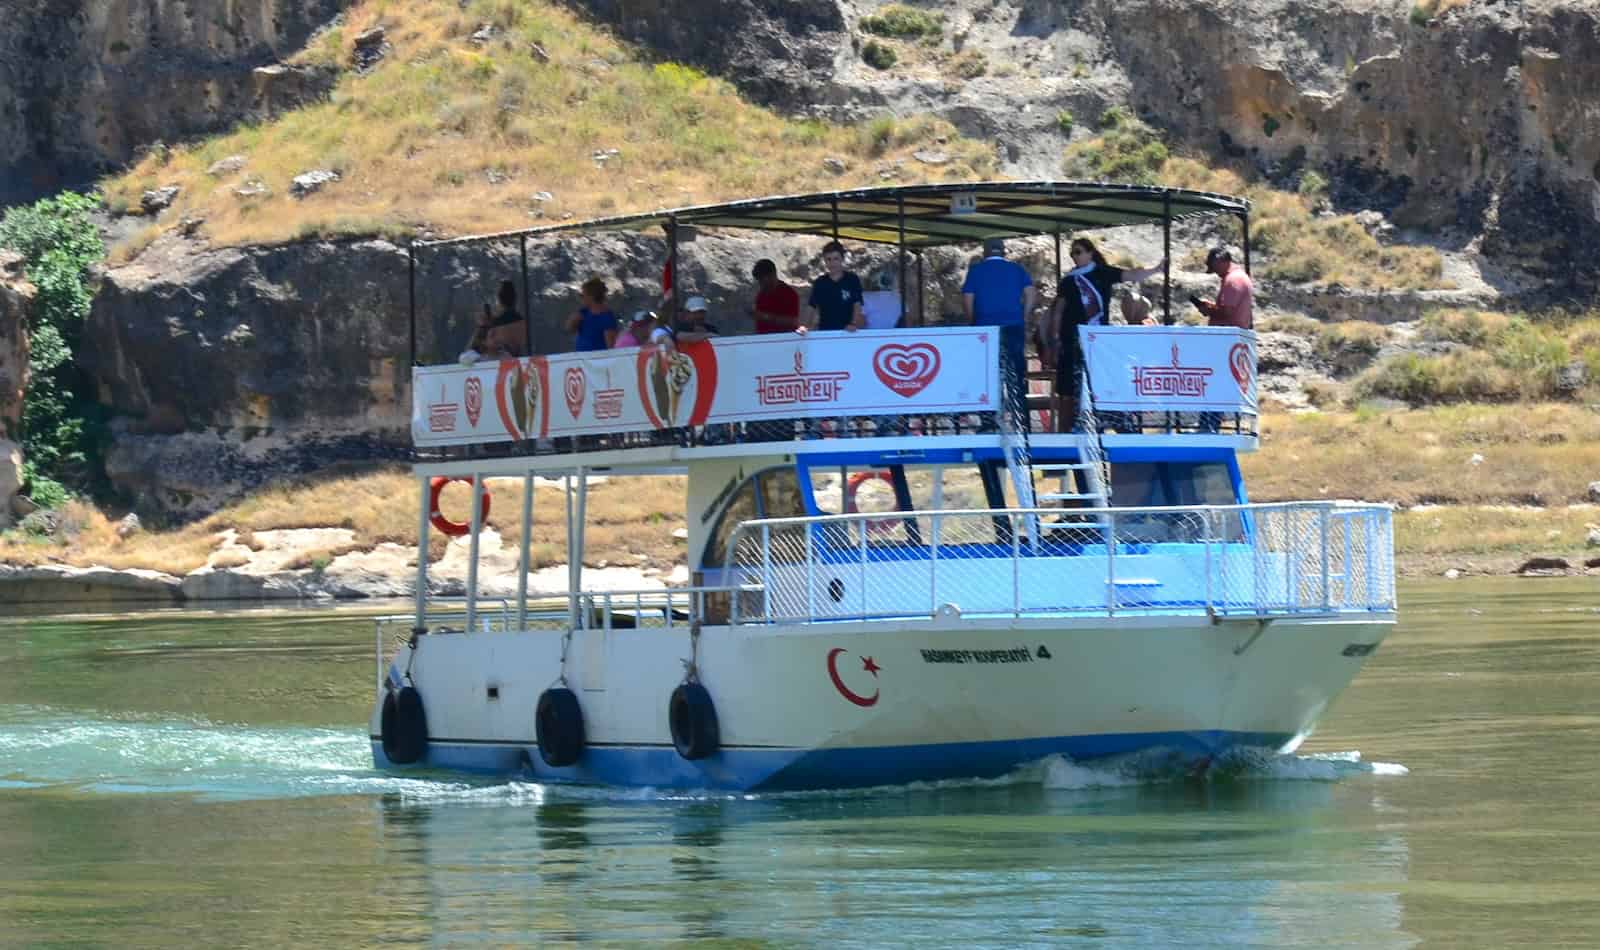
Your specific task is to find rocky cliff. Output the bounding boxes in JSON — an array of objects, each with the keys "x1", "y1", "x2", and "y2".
[
  {"x1": 571, "y1": 0, "x2": 1600, "y2": 276},
  {"x1": 0, "y1": 0, "x2": 346, "y2": 206}
]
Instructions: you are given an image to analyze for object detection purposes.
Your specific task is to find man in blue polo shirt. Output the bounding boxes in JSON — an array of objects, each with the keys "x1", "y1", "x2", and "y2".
[{"x1": 962, "y1": 238, "x2": 1036, "y2": 428}]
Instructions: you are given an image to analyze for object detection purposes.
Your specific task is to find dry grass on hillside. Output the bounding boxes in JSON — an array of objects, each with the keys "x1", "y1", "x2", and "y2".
[
  {"x1": 0, "y1": 467, "x2": 689, "y2": 574},
  {"x1": 101, "y1": 0, "x2": 993, "y2": 255},
  {"x1": 1062, "y1": 112, "x2": 1445, "y2": 290},
  {"x1": 1240, "y1": 404, "x2": 1600, "y2": 506}
]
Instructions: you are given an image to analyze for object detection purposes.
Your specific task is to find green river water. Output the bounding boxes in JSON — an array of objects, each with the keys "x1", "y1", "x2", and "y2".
[{"x1": 1, "y1": 577, "x2": 1597, "y2": 947}]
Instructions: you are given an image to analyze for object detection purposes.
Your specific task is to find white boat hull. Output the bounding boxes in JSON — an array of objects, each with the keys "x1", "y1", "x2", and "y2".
[{"x1": 369, "y1": 614, "x2": 1391, "y2": 791}]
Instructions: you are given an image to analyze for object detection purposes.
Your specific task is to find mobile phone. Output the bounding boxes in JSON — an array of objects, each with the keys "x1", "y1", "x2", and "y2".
[{"x1": 1188, "y1": 295, "x2": 1204, "y2": 311}]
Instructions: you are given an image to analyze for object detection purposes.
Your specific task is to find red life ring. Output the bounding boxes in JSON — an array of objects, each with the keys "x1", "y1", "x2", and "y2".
[
  {"x1": 844, "y1": 470, "x2": 900, "y2": 535},
  {"x1": 428, "y1": 476, "x2": 490, "y2": 538}
]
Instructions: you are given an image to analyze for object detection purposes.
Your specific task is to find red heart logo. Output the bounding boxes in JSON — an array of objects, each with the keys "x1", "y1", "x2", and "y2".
[
  {"x1": 873, "y1": 343, "x2": 941, "y2": 397},
  {"x1": 1229, "y1": 342, "x2": 1252, "y2": 389},
  {"x1": 564, "y1": 366, "x2": 586, "y2": 419},
  {"x1": 463, "y1": 376, "x2": 483, "y2": 427}
]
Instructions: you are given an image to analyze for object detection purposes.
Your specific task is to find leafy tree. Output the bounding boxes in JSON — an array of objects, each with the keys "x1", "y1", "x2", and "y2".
[{"x1": 0, "y1": 191, "x2": 105, "y2": 506}]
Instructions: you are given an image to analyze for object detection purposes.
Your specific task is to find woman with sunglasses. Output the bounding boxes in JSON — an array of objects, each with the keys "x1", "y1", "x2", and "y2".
[{"x1": 1046, "y1": 237, "x2": 1165, "y2": 431}]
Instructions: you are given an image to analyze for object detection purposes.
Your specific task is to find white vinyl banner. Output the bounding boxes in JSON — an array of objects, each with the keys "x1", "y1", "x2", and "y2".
[
  {"x1": 412, "y1": 328, "x2": 1001, "y2": 447},
  {"x1": 1079, "y1": 326, "x2": 1258, "y2": 415}
]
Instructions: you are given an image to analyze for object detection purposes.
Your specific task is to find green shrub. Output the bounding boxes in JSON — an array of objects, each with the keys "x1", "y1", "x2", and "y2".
[
  {"x1": 0, "y1": 191, "x2": 106, "y2": 506},
  {"x1": 950, "y1": 50, "x2": 986, "y2": 79},
  {"x1": 1420, "y1": 308, "x2": 1511, "y2": 346},
  {"x1": 1316, "y1": 321, "x2": 1389, "y2": 376},
  {"x1": 1356, "y1": 351, "x2": 1520, "y2": 404},
  {"x1": 1063, "y1": 115, "x2": 1167, "y2": 184},
  {"x1": 862, "y1": 40, "x2": 897, "y2": 70},
  {"x1": 1297, "y1": 170, "x2": 1328, "y2": 198},
  {"x1": 1056, "y1": 111, "x2": 1074, "y2": 135},
  {"x1": 861, "y1": 5, "x2": 943, "y2": 39},
  {"x1": 859, "y1": 115, "x2": 897, "y2": 155},
  {"x1": 1099, "y1": 106, "x2": 1133, "y2": 130}
]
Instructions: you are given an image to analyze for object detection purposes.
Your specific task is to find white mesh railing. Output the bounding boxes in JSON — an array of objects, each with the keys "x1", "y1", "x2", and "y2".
[{"x1": 723, "y1": 502, "x2": 1394, "y2": 625}]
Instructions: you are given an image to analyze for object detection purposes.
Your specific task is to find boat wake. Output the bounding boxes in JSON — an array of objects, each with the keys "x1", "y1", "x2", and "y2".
[{"x1": 0, "y1": 707, "x2": 1405, "y2": 804}]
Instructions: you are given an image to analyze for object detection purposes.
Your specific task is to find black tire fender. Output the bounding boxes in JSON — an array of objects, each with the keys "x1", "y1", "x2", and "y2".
[
  {"x1": 381, "y1": 685, "x2": 429, "y2": 765},
  {"x1": 669, "y1": 682, "x2": 720, "y2": 761},
  {"x1": 536, "y1": 687, "x2": 586, "y2": 767}
]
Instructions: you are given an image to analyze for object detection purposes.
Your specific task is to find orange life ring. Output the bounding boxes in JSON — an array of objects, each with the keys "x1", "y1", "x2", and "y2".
[
  {"x1": 844, "y1": 470, "x2": 900, "y2": 535},
  {"x1": 429, "y1": 476, "x2": 489, "y2": 538}
]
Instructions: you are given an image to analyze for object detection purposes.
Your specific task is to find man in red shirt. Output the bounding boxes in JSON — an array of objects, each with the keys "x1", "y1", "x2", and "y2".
[
  {"x1": 750, "y1": 258, "x2": 800, "y2": 333},
  {"x1": 1195, "y1": 246, "x2": 1254, "y2": 329}
]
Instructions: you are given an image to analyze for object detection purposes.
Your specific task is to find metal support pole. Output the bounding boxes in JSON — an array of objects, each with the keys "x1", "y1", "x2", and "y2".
[
  {"x1": 466, "y1": 472, "x2": 484, "y2": 633},
  {"x1": 572, "y1": 467, "x2": 588, "y2": 615},
  {"x1": 915, "y1": 250, "x2": 925, "y2": 327},
  {"x1": 1162, "y1": 192, "x2": 1173, "y2": 326},
  {"x1": 1053, "y1": 231, "x2": 1062, "y2": 280},
  {"x1": 407, "y1": 243, "x2": 417, "y2": 366},
  {"x1": 413, "y1": 473, "x2": 430, "y2": 634},
  {"x1": 897, "y1": 194, "x2": 908, "y2": 327},
  {"x1": 519, "y1": 234, "x2": 530, "y2": 337},
  {"x1": 1240, "y1": 212, "x2": 1252, "y2": 275},
  {"x1": 517, "y1": 471, "x2": 533, "y2": 631},
  {"x1": 666, "y1": 217, "x2": 680, "y2": 318},
  {"x1": 563, "y1": 474, "x2": 578, "y2": 629}
]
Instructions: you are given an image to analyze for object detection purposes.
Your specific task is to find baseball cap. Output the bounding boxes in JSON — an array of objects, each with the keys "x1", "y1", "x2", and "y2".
[
  {"x1": 684, "y1": 295, "x2": 708, "y2": 312},
  {"x1": 983, "y1": 237, "x2": 1006, "y2": 256},
  {"x1": 630, "y1": 309, "x2": 654, "y2": 323}
]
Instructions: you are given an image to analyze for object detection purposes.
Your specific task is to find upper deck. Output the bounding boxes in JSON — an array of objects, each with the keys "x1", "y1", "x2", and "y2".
[{"x1": 410, "y1": 325, "x2": 1260, "y2": 469}]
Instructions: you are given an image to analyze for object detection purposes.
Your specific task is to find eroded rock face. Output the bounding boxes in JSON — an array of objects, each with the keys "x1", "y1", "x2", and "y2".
[
  {"x1": 0, "y1": 0, "x2": 345, "y2": 205},
  {"x1": 570, "y1": 0, "x2": 1600, "y2": 277},
  {"x1": 569, "y1": 0, "x2": 848, "y2": 104}
]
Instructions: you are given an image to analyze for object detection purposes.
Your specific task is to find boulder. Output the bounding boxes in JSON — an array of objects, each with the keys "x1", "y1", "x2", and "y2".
[
  {"x1": 1587, "y1": 526, "x2": 1600, "y2": 549},
  {"x1": 207, "y1": 155, "x2": 247, "y2": 177},
  {"x1": 1515, "y1": 556, "x2": 1570, "y2": 574},
  {"x1": 289, "y1": 169, "x2": 340, "y2": 198},
  {"x1": 140, "y1": 185, "x2": 180, "y2": 214},
  {"x1": 1587, "y1": 481, "x2": 1600, "y2": 504},
  {"x1": 115, "y1": 512, "x2": 142, "y2": 538}
]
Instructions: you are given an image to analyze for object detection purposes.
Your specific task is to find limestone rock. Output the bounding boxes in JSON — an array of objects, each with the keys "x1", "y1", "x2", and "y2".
[
  {"x1": 822, "y1": 156, "x2": 847, "y2": 175},
  {"x1": 352, "y1": 27, "x2": 389, "y2": 72},
  {"x1": 0, "y1": 0, "x2": 345, "y2": 206},
  {"x1": 1587, "y1": 526, "x2": 1600, "y2": 549},
  {"x1": 141, "y1": 186, "x2": 180, "y2": 214},
  {"x1": 290, "y1": 169, "x2": 340, "y2": 198},
  {"x1": 0, "y1": 250, "x2": 32, "y2": 444},
  {"x1": 1443, "y1": 568, "x2": 1461, "y2": 580},
  {"x1": 0, "y1": 564, "x2": 182, "y2": 605},
  {"x1": 207, "y1": 155, "x2": 247, "y2": 177},
  {"x1": 1588, "y1": 481, "x2": 1600, "y2": 504},
  {"x1": 234, "y1": 180, "x2": 270, "y2": 198},
  {"x1": 115, "y1": 512, "x2": 142, "y2": 538}
]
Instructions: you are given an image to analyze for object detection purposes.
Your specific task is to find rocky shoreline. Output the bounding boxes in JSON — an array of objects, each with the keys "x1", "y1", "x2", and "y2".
[{"x1": 3, "y1": 532, "x2": 1593, "y2": 607}]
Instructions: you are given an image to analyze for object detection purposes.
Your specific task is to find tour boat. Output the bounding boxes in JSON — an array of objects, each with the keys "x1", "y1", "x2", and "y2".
[{"x1": 370, "y1": 183, "x2": 1396, "y2": 791}]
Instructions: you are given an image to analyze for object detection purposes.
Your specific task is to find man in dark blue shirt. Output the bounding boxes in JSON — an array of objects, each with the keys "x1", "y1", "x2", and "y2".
[
  {"x1": 962, "y1": 238, "x2": 1037, "y2": 430},
  {"x1": 800, "y1": 240, "x2": 864, "y2": 333}
]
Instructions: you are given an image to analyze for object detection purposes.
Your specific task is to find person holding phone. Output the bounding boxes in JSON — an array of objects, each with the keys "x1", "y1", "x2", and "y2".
[
  {"x1": 465, "y1": 279, "x2": 526, "y2": 359},
  {"x1": 1193, "y1": 246, "x2": 1254, "y2": 329}
]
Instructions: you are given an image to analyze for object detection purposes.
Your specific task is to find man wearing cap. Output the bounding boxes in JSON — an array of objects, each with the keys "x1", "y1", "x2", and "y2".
[
  {"x1": 750, "y1": 259, "x2": 801, "y2": 334},
  {"x1": 677, "y1": 295, "x2": 720, "y2": 342},
  {"x1": 962, "y1": 238, "x2": 1037, "y2": 428},
  {"x1": 1196, "y1": 246, "x2": 1253, "y2": 329}
]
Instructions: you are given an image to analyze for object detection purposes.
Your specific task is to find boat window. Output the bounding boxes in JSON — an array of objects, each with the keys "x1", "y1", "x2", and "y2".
[
  {"x1": 1110, "y1": 462, "x2": 1236, "y2": 507},
  {"x1": 1109, "y1": 461, "x2": 1241, "y2": 541},
  {"x1": 703, "y1": 477, "x2": 759, "y2": 568}
]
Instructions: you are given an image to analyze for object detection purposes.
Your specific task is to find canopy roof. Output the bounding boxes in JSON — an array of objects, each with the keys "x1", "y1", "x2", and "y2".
[{"x1": 417, "y1": 180, "x2": 1250, "y2": 251}]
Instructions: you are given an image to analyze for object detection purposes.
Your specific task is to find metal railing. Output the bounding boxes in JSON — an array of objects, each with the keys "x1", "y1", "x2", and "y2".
[{"x1": 722, "y1": 502, "x2": 1394, "y2": 625}]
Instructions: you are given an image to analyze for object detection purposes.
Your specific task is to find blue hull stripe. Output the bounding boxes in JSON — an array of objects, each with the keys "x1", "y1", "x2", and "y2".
[{"x1": 372, "y1": 730, "x2": 1296, "y2": 791}]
